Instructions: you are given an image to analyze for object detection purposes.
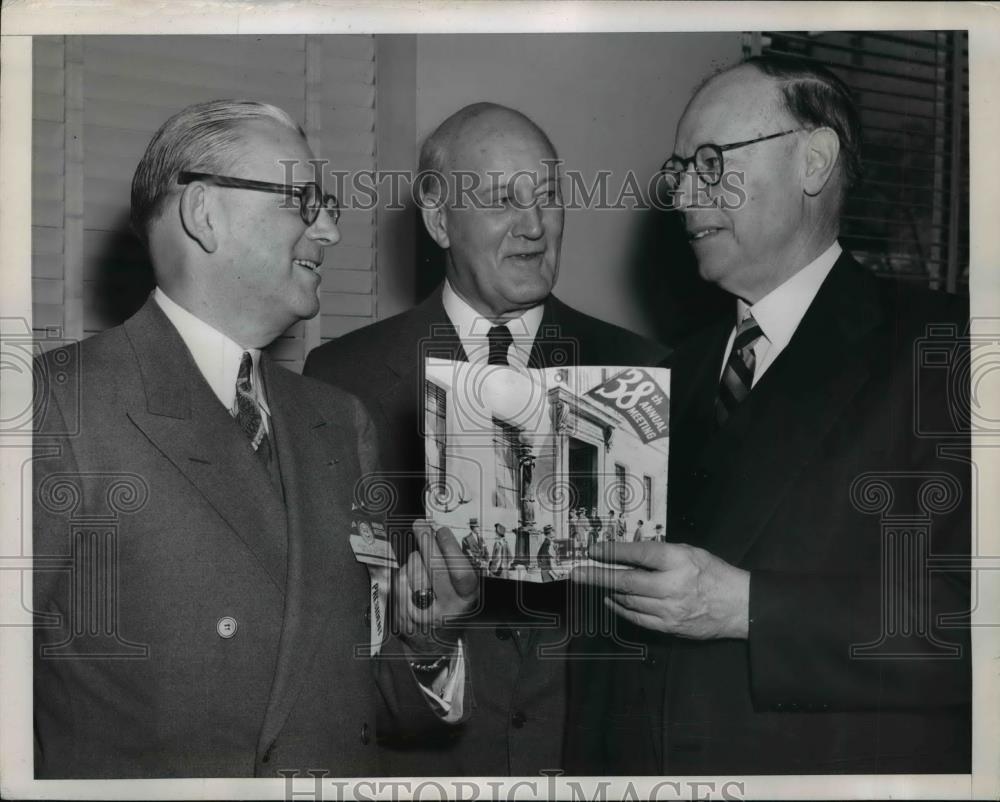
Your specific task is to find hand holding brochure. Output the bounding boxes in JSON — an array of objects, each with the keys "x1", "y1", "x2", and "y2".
[{"x1": 422, "y1": 360, "x2": 670, "y2": 582}]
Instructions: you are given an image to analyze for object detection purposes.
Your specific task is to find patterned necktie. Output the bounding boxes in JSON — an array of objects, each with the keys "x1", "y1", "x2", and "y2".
[
  {"x1": 234, "y1": 351, "x2": 272, "y2": 465},
  {"x1": 716, "y1": 314, "x2": 764, "y2": 426},
  {"x1": 487, "y1": 324, "x2": 513, "y2": 366}
]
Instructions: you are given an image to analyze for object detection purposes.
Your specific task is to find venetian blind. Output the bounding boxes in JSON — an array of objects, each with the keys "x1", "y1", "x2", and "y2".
[
  {"x1": 31, "y1": 34, "x2": 378, "y2": 371},
  {"x1": 749, "y1": 31, "x2": 969, "y2": 293},
  {"x1": 31, "y1": 36, "x2": 68, "y2": 341}
]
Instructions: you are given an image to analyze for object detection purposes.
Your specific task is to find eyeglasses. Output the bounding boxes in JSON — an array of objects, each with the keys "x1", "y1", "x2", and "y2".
[
  {"x1": 177, "y1": 171, "x2": 340, "y2": 225},
  {"x1": 658, "y1": 129, "x2": 803, "y2": 191}
]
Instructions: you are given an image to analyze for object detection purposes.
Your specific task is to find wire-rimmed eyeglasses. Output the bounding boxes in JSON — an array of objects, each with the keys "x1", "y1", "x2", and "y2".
[{"x1": 659, "y1": 129, "x2": 804, "y2": 191}]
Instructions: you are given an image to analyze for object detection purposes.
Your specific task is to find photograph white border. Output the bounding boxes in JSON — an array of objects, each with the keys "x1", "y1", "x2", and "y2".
[{"x1": 1, "y1": 2, "x2": 997, "y2": 800}]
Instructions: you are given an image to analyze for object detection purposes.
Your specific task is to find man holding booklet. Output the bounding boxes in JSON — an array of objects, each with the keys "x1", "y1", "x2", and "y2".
[{"x1": 305, "y1": 102, "x2": 667, "y2": 776}]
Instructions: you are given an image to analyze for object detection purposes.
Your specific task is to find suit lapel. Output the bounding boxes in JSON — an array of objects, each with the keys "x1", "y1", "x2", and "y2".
[
  {"x1": 122, "y1": 298, "x2": 288, "y2": 591},
  {"x1": 378, "y1": 288, "x2": 467, "y2": 427},
  {"x1": 529, "y1": 297, "x2": 563, "y2": 368},
  {"x1": 255, "y1": 359, "x2": 361, "y2": 753},
  {"x1": 671, "y1": 319, "x2": 731, "y2": 433},
  {"x1": 693, "y1": 253, "x2": 885, "y2": 563},
  {"x1": 382, "y1": 288, "x2": 466, "y2": 379}
]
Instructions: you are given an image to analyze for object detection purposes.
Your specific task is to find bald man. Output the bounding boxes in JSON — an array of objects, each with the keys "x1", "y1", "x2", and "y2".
[
  {"x1": 569, "y1": 55, "x2": 970, "y2": 775},
  {"x1": 304, "y1": 103, "x2": 668, "y2": 775}
]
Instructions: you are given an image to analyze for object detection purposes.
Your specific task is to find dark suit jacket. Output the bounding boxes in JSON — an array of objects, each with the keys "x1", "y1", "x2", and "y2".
[
  {"x1": 566, "y1": 251, "x2": 972, "y2": 775},
  {"x1": 304, "y1": 287, "x2": 669, "y2": 776},
  {"x1": 32, "y1": 298, "x2": 441, "y2": 778}
]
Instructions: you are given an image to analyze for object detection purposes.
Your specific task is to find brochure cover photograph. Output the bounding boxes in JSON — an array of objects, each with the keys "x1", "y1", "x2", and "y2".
[{"x1": 423, "y1": 361, "x2": 670, "y2": 582}]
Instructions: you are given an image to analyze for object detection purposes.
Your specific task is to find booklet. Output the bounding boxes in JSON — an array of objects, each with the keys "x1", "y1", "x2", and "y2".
[{"x1": 422, "y1": 361, "x2": 670, "y2": 582}]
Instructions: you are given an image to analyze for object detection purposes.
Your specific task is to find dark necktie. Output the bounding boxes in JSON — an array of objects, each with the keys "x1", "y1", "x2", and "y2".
[
  {"x1": 235, "y1": 351, "x2": 272, "y2": 466},
  {"x1": 487, "y1": 324, "x2": 513, "y2": 366},
  {"x1": 716, "y1": 314, "x2": 764, "y2": 426}
]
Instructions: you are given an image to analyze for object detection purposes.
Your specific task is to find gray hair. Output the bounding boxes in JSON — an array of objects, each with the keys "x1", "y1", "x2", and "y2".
[
  {"x1": 130, "y1": 99, "x2": 304, "y2": 243},
  {"x1": 743, "y1": 54, "x2": 863, "y2": 192},
  {"x1": 416, "y1": 102, "x2": 557, "y2": 202}
]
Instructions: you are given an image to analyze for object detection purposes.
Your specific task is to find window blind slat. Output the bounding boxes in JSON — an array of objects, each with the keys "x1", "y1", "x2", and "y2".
[
  {"x1": 33, "y1": 226, "x2": 63, "y2": 257},
  {"x1": 83, "y1": 57, "x2": 308, "y2": 103},
  {"x1": 770, "y1": 33, "x2": 944, "y2": 69},
  {"x1": 34, "y1": 93, "x2": 65, "y2": 123},
  {"x1": 325, "y1": 245, "x2": 373, "y2": 272},
  {"x1": 86, "y1": 35, "x2": 306, "y2": 72},
  {"x1": 846, "y1": 31, "x2": 944, "y2": 52},
  {"x1": 321, "y1": 270, "x2": 374, "y2": 295},
  {"x1": 760, "y1": 30, "x2": 968, "y2": 292},
  {"x1": 763, "y1": 48, "x2": 943, "y2": 87},
  {"x1": 322, "y1": 55, "x2": 375, "y2": 84},
  {"x1": 33, "y1": 36, "x2": 66, "y2": 68}
]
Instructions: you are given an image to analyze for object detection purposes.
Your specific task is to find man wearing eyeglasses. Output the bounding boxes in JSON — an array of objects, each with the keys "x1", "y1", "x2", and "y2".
[
  {"x1": 569, "y1": 55, "x2": 970, "y2": 774},
  {"x1": 32, "y1": 100, "x2": 477, "y2": 778}
]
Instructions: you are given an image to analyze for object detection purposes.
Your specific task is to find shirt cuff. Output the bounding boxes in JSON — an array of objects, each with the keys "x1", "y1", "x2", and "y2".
[{"x1": 414, "y1": 639, "x2": 466, "y2": 723}]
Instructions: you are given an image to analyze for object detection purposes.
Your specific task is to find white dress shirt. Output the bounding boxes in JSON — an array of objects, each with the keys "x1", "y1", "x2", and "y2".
[
  {"x1": 720, "y1": 241, "x2": 842, "y2": 386},
  {"x1": 441, "y1": 280, "x2": 545, "y2": 364},
  {"x1": 153, "y1": 287, "x2": 271, "y2": 431},
  {"x1": 429, "y1": 280, "x2": 548, "y2": 717}
]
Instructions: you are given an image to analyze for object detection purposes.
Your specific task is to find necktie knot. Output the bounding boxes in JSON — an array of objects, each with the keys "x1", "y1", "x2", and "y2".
[
  {"x1": 236, "y1": 351, "x2": 253, "y2": 391},
  {"x1": 234, "y1": 351, "x2": 270, "y2": 462},
  {"x1": 716, "y1": 314, "x2": 763, "y2": 426},
  {"x1": 733, "y1": 314, "x2": 763, "y2": 353},
  {"x1": 487, "y1": 324, "x2": 513, "y2": 366}
]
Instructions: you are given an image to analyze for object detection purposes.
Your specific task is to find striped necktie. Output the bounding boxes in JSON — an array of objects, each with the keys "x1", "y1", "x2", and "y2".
[
  {"x1": 716, "y1": 314, "x2": 764, "y2": 426},
  {"x1": 234, "y1": 351, "x2": 272, "y2": 466},
  {"x1": 487, "y1": 324, "x2": 513, "y2": 366}
]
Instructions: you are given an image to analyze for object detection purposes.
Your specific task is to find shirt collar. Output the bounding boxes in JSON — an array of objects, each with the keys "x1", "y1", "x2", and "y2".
[
  {"x1": 441, "y1": 280, "x2": 545, "y2": 365},
  {"x1": 737, "y1": 241, "x2": 842, "y2": 349},
  {"x1": 153, "y1": 287, "x2": 267, "y2": 414}
]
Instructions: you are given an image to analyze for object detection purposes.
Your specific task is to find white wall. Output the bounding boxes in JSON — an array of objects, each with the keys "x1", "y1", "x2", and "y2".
[{"x1": 414, "y1": 33, "x2": 743, "y2": 338}]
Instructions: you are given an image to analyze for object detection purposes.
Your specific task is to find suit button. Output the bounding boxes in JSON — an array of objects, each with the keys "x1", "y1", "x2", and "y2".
[
  {"x1": 511, "y1": 711, "x2": 527, "y2": 728},
  {"x1": 679, "y1": 514, "x2": 695, "y2": 530},
  {"x1": 495, "y1": 626, "x2": 512, "y2": 641},
  {"x1": 643, "y1": 653, "x2": 657, "y2": 667},
  {"x1": 363, "y1": 606, "x2": 371, "y2": 627},
  {"x1": 217, "y1": 616, "x2": 238, "y2": 639},
  {"x1": 360, "y1": 722, "x2": 370, "y2": 745}
]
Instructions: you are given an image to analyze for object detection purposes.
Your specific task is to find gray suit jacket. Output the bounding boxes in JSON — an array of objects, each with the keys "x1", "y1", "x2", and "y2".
[{"x1": 33, "y1": 297, "x2": 441, "y2": 778}]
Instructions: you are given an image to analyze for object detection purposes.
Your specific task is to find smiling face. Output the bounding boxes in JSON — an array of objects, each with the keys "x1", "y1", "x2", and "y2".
[
  {"x1": 211, "y1": 119, "x2": 340, "y2": 344},
  {"x1": 674, "y1": 65, "x2": 813, "y2": 302},
  {"x1": 432, "y1": 111, "x2": 563, "y2": 320}
]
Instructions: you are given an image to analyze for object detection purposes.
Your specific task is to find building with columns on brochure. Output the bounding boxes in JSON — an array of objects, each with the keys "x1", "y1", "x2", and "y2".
[{"x1": 424, "y1": 363, "x2": 669, "y2": 578}]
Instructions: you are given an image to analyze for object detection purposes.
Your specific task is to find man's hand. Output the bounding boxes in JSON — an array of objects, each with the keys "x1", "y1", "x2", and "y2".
[
  {"x1": 571, "y1": 541, "x2": 750, "y2": 640},
  {"x1": 393, "y1": 519, "x2": 480, "y2": 656}
]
